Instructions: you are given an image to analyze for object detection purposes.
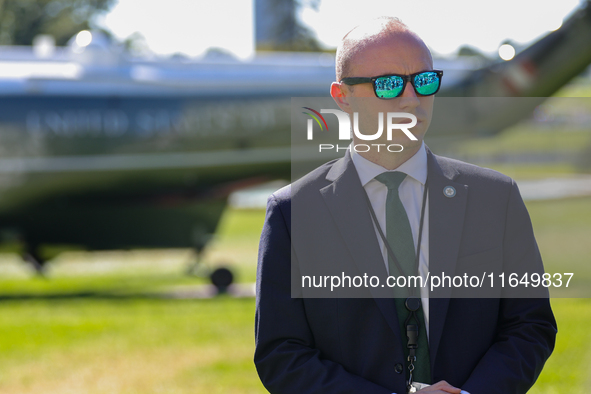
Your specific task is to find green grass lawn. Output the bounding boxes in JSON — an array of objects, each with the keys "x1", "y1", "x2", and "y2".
[
  {"x1": 1, "y1": 138, "x2": 591, "y2": 394},
  {"x1": 0, "y1": 207, "x2": 266, "y2": 393},
  {"x1": 530, "y1": 298, "x2": 591, "y2": 394},
  {"x1": 0, "y1": 297, "x2": 265, "y2": 394},
  {"x1": 0, "y1": 194, "x2": 590, "y2": 393}
]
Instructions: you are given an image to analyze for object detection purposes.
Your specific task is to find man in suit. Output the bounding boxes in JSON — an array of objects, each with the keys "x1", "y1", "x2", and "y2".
[{"x1": 255, "y1": 17, "x2": 556, "y2": 394}]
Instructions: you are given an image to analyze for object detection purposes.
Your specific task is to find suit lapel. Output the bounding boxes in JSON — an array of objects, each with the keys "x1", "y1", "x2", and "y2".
[
  {"x1": 320, "y1": 151, "x2": 401, "y2": 338},
  {"x1": 318, "y1": 148, "x2": 470, "y2": 370},
  {"x1": 425, "y1": 148, "x2": 468, "y2": 370}
]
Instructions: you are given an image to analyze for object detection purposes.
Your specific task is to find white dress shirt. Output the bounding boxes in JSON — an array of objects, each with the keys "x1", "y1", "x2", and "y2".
[{"x1": 351, "y1": 142, "x2": 430, "y2": 339}]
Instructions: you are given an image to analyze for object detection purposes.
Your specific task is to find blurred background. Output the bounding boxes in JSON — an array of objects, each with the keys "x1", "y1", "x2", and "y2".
[{"x1": 0, "y1": 0, "x2": 590, "y2": 392}]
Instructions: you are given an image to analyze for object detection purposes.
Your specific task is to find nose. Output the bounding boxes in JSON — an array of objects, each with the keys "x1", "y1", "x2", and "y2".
[{"x1": 399, "y1": 81, "x2": 420, "y2": 110}]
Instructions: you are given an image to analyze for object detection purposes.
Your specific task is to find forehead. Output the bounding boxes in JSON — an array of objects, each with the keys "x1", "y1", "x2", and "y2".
[{"x1": 348, "y1": 32, "x2": 433, "y2": 77}]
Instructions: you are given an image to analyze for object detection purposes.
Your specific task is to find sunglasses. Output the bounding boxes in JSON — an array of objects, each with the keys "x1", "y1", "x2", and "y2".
[{"x1": 340, "y1": 70, "x2": 443, "y2": 99}]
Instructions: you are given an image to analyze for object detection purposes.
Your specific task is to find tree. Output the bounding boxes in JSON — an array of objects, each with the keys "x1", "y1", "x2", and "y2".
[
  {"x1": 457, "y1": 45, "x2": 488, "y2": 59},
  {"x1": 0, "y1": 0, "x2": 116, "y2": 46},
  {"x1": 255, "y1": 0, "x2": 323, "y2": 52}
]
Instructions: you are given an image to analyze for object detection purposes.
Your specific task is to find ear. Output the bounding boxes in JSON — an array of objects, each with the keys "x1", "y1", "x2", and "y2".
[{"x1": 330, "y1": 82, "x2": 353, "y2": 114}]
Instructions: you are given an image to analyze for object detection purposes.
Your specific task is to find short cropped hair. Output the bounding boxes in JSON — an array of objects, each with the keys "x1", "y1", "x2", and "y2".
[{"x1": 335, "y1": 17, "x2": 430, "y2": 81}]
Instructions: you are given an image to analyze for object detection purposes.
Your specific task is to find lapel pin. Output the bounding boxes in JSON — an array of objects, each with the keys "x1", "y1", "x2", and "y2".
[{"x1": 443, "y1": 186, "x2": 456, "y2": 198}]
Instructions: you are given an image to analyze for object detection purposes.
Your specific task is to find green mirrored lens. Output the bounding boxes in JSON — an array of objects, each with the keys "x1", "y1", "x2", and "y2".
[
  {"x1": 414, "y1": 72, "x2": 440, "y2": 95},
  {"x1": 374, "y1": 76, "x2": 404, "y2": 98}
]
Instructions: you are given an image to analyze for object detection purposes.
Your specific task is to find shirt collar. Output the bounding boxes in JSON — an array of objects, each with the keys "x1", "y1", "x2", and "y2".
[{"x1": 351, "y1": 141, "x2": 428, "y2": 187}]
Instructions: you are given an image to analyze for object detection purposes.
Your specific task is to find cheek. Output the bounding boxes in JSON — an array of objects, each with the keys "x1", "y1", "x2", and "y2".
[
  {"x1": 351, "y1": 84, "x2": 376, "y2": 98},
  {"x1": 427, "y1": 96, "x2": 435, "y2": 109},
  {"x1": 351, "y1": 110, "x2": 395, "y2": 143},
  {"x1": 354, "y1": 112, "x2": 381, "y2": 133},
  {"x1": 419, "y1": 98, "x2": 434, "y2": 119}
]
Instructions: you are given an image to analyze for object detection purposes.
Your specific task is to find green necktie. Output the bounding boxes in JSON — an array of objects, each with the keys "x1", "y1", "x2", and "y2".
[{"x1": 374, "y1": 172, "x2": 431, "y2": 385}]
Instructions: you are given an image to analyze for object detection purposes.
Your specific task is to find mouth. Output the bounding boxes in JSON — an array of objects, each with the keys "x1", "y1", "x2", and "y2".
[{"x1": 398, "y1": 118, "x2": 422, "y2": 124}]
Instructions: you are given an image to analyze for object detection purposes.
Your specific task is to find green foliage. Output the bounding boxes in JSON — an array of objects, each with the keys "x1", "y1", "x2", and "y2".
[
  {"x1": 0, "y1": 0, "x2": 116, "y2": 46},
  {"x1": 256, "y1": 0, "x2": 323, "y2": 52},
  {"x1": 457, "y1": 45, "x2": 490, "y2": 60}
]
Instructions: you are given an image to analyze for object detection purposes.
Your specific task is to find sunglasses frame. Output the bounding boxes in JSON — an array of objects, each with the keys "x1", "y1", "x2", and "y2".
[{"x1": 340, "y1": 70, "x2": 444, "y2": 99}]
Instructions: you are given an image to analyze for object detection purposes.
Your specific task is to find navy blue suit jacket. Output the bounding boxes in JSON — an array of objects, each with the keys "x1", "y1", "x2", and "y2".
[{"x1": 255, "y1": 148, "x2": 556, "y2": 394}]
